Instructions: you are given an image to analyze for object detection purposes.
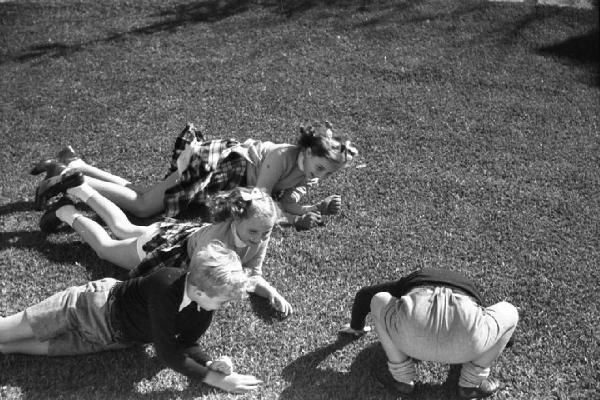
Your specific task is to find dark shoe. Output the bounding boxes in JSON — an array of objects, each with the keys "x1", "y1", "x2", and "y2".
[
  {"x1": 372, "y1": 364, "x2": 415, "y2": 396},
  {"x1": 458, "y1": 378, "x2": 504, "y2": 399},
  {"x1": 36, "y1": 169, "x2": 84, "y2": 209},
  {"x1": 30, "y1": 159, "x2": 54, "y2": 175},
  {"x1": 183, "y1": 122, "x2": 205, "y2": 142},
  {"x1": 40, "y1": 197, "x2": 75, "y2": 233},
  {"x1": 31, "y1": 159, "x2": 69, "y2": 179},
  {"x1": 57, "y1": 145, "x2": 81, "y2": 165}
]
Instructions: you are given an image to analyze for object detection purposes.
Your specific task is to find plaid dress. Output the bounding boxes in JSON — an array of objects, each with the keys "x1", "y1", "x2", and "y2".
[
  {"x1": 163, "y1": 123, "x2": 250, "y2": 218},
  {"x1": 129, "y1": 219, "x2": 205, "y2": 278}
]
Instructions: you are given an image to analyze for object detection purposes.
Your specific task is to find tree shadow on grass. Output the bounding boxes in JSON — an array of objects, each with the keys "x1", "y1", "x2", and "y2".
[
  {"x1": 0, "y1": 200, "x2": 34, "y2": 216},
  {"x1": 3, "y1": 0, "x2": 252, "y2": 65},
  {"x1": 0, "y1": 345, "x2": 218, "y2": 398},
  {"x1": 537, "y1": 29, "x2": 600, "y2": 87},
  {"x1": 280, "y1": 337, "x2": 462, "y2": 400}
]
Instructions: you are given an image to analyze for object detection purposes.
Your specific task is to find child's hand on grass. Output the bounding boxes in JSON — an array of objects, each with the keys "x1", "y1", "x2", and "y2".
[
  {"x1": 294, "y1": 212, "x2": 324, "y2": 231},
  {"x1": 207, "y1": 355, "x2": 233, "y2": 375},
  {"x1": 204, "y1": 371, "x2": 262, "y2": 393},
  {"x1": 339, "y1": 323, "x2": 372, "y2": 337},
  {"x1": 317, "y1": 195, "x2": 342, "y2": 215},
  {"x1": 271, "y1": 293, "x2": 293, "y2": 317}
]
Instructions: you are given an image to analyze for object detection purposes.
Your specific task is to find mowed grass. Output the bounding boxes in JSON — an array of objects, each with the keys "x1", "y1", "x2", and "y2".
[{"x1": 1, "y1": 0, "x2": 599, "y2": 399}]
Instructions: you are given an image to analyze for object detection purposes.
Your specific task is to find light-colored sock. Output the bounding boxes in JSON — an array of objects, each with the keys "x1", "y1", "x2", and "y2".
[
  {"x1": 55, "y1": 205, "x2": 82, "y2": 226},
  {"x1": 459, "y1": 361, "x2": 491, "y2": 388},
  {"x1": 66, "y1": 183, "x2": 95, "y2": 203},
  {"x1": 388, "y1": 359, "x2": 416, "y2": 384}
]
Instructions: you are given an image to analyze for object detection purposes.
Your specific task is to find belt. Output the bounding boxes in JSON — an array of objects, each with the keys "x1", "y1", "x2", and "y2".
[{"x1": 410, "y1": 285, "x2": 474, "y2": 299}]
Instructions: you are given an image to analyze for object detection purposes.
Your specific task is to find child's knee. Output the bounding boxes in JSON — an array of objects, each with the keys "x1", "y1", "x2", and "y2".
[
  {"x1": 370, "y1": 292, "x2": 393, "y2": 320},
  {"x1": 490, "y1": 301, "x2": 519, "y2": 329}
]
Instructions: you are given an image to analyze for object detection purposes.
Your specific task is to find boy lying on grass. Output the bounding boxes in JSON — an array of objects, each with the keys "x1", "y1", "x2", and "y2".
[{"x1": 0, "y1": 241, "x2": 261, "y2": 394}]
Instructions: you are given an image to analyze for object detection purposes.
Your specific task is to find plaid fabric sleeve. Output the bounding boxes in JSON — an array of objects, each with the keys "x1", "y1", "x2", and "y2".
[
  {"x1": 163, "y1": 140, "x2": 247, "y2": 218},
  {"x1": 129, "y1": 221, "x2": 201, "y2": 278},
  {"x1": 166, "y1": 123, "x2": 206, "y2": 178}
]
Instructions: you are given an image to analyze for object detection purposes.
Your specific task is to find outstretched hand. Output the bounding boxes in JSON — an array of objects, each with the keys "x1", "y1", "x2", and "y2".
[
  {"x1": 204, "y1": 371, "x2": 262, "y2": 393},
  {"x1": 294, "y1": 212, "x2": 324, "y2": 231},
  {"x1": 208, "y1": 355, "x2": 233, "y2": 375},
  {"x1": 271, "y1": 293, "x2": 293, "y2": 317}
]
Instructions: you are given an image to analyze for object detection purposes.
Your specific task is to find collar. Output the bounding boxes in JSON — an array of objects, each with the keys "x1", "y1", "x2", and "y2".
[
  {"x1": 297, "y1": 150, "x2": 305, "y2": 172},
  {"x1": 231, "y1": 222, "x2": 247, "y2": 249},
  {"x1": 179, "y1": 274, "x2": 195, "y2": 312}
]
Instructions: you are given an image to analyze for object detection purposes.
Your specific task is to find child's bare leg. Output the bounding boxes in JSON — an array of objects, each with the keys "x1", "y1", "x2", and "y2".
[
  {"x1": 68, "y1": 159, "x2": 133, "y2": 187},
  {"x1": 82, "y1": 173, "x2": 179, "y2": 218},
  {"x1": 69, "y1": 215, "x2": 141, "y2": 270},
  {"x1": 66, "y1": 183, "x2": 149, "y2": 239},
  {"x1": 0, "y1": 337, "x2": 50, "y2": 355},
  {"x1": 0, "y1": 312, "x2": 35, "y2": 343}
]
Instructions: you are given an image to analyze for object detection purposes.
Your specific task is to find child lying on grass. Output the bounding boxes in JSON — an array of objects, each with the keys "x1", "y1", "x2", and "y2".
[
  {"x1": 0, "y1": 241, "x2": 262, "y2": 394},
  {"x1": 32, "y1": 121, "x2": 357, "y2": 230}
]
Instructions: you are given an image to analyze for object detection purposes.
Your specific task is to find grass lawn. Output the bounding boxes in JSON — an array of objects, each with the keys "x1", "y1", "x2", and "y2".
[{"x1": 1, "y1": 0, "x2": 599, "y2": 399}]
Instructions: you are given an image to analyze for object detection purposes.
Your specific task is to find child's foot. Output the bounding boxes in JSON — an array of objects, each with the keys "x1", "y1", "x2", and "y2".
[
  {"x1": 57, "y1": 145, "x2": 81, "y2": 166},
  {"x1": 338, "y1": 323, "x2": 371, "y2": 337},
  {"x1": 36, "y1": 169, "x2": 84, "y2": 208},
  {"x1": 458, "y1": 377, "x2": 505, "y2": 399},
  {"x1": 40, "y1": 196, "x2": 76, "y2": 233},
  {"x1": 371, "y1": 365, "x2": 415, "y2": 396}
]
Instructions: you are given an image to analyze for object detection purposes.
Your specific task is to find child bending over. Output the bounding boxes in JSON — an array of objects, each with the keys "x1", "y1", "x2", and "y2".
[
  {"x1": 340, "y1": 268, "x2": 518, "y2": 399},
  {"x1": 0, "y1": 241, "x2": 262, "y2": 393}
]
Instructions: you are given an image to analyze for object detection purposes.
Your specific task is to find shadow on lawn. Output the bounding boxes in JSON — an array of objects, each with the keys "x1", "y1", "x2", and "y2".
[
  {"x1": 0, "y1": 200, "x2": 34, "y2": 216},
  {"x1": 538, "y1": 29, "x2": 600, "y2": 87},
  {"x1": 280, "y1": 337, "x2": 462, "y2": 400},
  {"x1": 0, "y1": 346, "x2": 218, "y2": 398},
  {"x1": 6, "y1": 0, "x2": 396, "y2": 64}
]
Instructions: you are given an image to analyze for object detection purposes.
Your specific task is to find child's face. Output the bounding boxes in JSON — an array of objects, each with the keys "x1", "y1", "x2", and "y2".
[
  {"x1": 303, "y1": 149, "x2": 341, "y2": 182},
  {"x1": 192, "y1": 288, "x2": 233, "y2": 311},
  {"x1": 234, "y1": 215, "x2": 273, "y2": 246}
]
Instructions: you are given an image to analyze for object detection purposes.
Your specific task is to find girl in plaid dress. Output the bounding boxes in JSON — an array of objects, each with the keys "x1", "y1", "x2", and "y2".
[
  {"x1": 38, "y1": 185, "x2": 293, "y2": 316},
  {"x1": 33, "y1": 121, "x2": 358, "y2": 231}
]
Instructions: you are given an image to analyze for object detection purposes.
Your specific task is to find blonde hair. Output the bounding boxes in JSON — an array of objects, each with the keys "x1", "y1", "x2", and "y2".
[
  {"x1": 188, "y1": 240, "x2": 248, "y2": 299},
  {"x1": 297, "y1": 121, "x2": 358, "y2": 167},
  {"x1": 209, "y1": 187, "x2": 281, "y2": 224}
]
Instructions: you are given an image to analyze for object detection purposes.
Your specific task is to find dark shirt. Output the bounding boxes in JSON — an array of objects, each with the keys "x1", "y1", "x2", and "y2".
[
  {"x1": 349, "y1": 268, "x2": 485, "y2": 330},
  {"x1": 111, "y1": 267, "x2": 213, "y2": 380}
]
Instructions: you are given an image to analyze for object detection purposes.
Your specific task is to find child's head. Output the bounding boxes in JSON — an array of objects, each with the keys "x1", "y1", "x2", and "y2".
[
  {"x1": 296, "y1": 121, "x2": 358, "y2": 181},
  {"x1": 187, "y1": 240, "x2": 248, "y2": 309},
  {"x1": 210, "y1": 187, "x2": 279, "y2": 246}
]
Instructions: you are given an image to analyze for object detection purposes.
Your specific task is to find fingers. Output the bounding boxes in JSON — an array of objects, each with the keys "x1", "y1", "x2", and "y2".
[
  {"x1": 229, "y1": 374, "x2": 263, "y2": 393},
  {"x1": 272, "y1": 295, "x2": 293, "y2": 317}
]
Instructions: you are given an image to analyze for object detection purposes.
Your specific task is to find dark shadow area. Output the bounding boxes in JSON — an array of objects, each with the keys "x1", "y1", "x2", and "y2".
[
  {"x1": 2, "y1": 0, "x2": 252, "y2": 64},
  {"x1": 0, "y1": 200, "x2": 35, "y2": 216},
  {"x1": 538, "y1": 29, "x2": 598, "y2": 64},
  {"x1": 248, "y1": 293, "x2": 289, "y2": 323},
  {"x1": 0, "y1": 345, "x2": 217, "y2": 398},
  {"x1": 3, "y1": 0, "x2": 397, "y2": 65},
  {"x1": 280, "y1": 338, "x2": 464, "y2": 400},
  {"x1": 538, "y1": 29, "x2": 600, "y2": 86}
]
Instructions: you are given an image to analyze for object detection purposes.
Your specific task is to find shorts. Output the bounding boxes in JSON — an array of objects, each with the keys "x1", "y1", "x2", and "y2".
[
  {"x1": 136, "y1": 222, "x2": 161, "y2": 260},
  {"x1": 24, "y1": 278, "x2": 133, "y2": 356},
  {"x1": 381, "y1": 286, "x2": 504, "y2": 364}
]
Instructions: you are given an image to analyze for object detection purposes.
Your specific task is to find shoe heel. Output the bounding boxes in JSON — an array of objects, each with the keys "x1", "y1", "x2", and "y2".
[{"x1": 30, "y1": 159, "x2": 52, "y2": 175}]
